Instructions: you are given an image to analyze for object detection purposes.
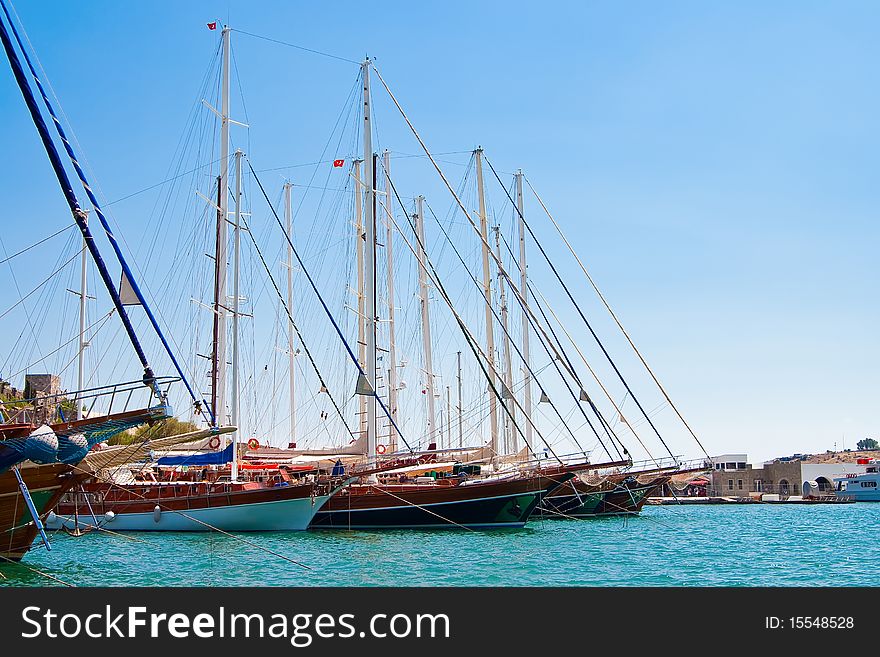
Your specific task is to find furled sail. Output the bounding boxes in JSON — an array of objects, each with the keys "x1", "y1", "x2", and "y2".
[{"x1": 157, "y1": 442, "x2": 234, "y2": 466}]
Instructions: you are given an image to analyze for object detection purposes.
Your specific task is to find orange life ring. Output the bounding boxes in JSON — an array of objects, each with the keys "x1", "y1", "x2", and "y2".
[
  {"x1": 247, "y1": 438, "x2": 260, "y2": 450},
  {"x1": 208, "y1": 436, "x2": 221, "y2": 449},
  {"x1": 376, "y1": 444, "x2": 386, "y2": 454}
]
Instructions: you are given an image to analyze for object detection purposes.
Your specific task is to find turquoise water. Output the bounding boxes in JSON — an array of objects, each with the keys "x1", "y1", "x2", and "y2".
[{"x1": 2, "y1": 504, "x2": 876, "y2": 586}]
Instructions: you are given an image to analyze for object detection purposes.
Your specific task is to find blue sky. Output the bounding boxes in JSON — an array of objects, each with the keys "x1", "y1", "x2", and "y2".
[{"x1": 0, "y1": 1, "x2": 877, "y2": 464}]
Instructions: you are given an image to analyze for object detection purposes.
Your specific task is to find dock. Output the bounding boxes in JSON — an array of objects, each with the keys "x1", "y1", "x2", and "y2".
[{"x1": 647, "y1": 495, "x2": 854, "y2": 505}]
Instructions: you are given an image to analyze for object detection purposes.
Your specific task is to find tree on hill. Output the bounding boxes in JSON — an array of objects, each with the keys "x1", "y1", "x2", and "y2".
[
  {"x1": 857, "y1": 438, "x2": 878, "y2": 451},
  {"x1": 108, "y1": 417, "x2": 199, "y2": 446}
]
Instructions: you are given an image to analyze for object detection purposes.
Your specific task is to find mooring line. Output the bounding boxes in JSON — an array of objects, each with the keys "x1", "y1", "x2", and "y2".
[{"x1": 0, "y1": 552, "x2": 75, "y2": 586}]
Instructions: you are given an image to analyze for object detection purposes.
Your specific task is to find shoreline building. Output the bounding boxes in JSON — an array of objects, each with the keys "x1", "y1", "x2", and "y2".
[{"x1": 708, "y1": 452, "x2": 873, "y2": 498}]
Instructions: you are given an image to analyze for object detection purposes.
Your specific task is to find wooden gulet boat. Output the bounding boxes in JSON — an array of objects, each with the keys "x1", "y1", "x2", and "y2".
[
  {"x1": 310, "y1": 468, "x2": 574, "y2": 530},
  {"x1": 0, "y1": 403, "x2": 173, "y2": 561},
  {"x1": 537, "y1": 472, "x2": 671, "y2": 518},
  {"x1": 0, "y1": 463, "x2": 87, "y2": 562},
  {"x1": 47, "y1": 471, "x2": 336, "y2": 532},
  {"x1": 45, "y1": 444, "x2": 390, "y2": 533},
  {"x1": 537, "y1": 462, "x2": 708, "y2": 518}
]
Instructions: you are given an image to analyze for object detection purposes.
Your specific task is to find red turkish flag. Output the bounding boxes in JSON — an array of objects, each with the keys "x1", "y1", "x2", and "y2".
[
  {"x1": 333, "y1": 159, "x2": 345, "y2": 167},
  {"x1": 207, "y1": 22, "x2": 217, "y2": 30}
]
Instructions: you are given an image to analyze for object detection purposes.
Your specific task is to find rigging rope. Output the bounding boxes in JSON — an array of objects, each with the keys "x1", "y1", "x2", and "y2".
[
  {"x1": 524, "y1": 176, "x2": 711, "y2": 461},
  {"x1": 231, "y1": 28, "x2": 360, "y2": 65},
  {"x1": 0, "y1": 1, "x2": 210, "y2": 422},
  {"x1": 420, "y1": 197, "x2": 597, "y2": 458},
  {"x1": 494, "y1": 230, "x2": 629, "y2": 462},
  {"x1": 0, "y1": 552, "x2": 75, "y2": 586},
  {"x1": 102, "y1": 157, "x2": 224, "y2": 208},
  {"x1": 239, "y1": 212, "x2": 355, "y2": 439},
  {"x1": 382, "y1": 176, "x2": 563, "y2": 464},
  {"x1": 0, "y1": 248, "x2": 82, "y2": 322},
  {"x1": 0, "y1": 223, "x2": 75, "y2": 265},
  {"x1": 246, "y1": 157, "x2": 414, "y2": 454},
  {"x1": 5, "y1": 310, "x2": 115, "y2": 382},
  {"x1": 482, "y1": 154, "x2": 679, "y2": 465},
  {"x1": 528, "y1": 284, "x2": 664, "y2": 470}
]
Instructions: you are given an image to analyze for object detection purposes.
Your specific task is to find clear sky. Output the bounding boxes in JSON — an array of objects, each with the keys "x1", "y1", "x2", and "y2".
[{"x1": 1, "y1": 1, "x2": 877, "y2": 465}]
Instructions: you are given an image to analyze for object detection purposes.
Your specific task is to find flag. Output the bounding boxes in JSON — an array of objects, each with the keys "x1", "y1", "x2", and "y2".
[
  {"x1": 207, "y1": 22, "x2": 217, "y2": 30},
  {"x1": 333, "y1": 159, "x2": 345, "y2": 167}
]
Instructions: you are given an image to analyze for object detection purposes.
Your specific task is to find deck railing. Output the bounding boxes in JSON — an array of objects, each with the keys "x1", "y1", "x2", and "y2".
[{"x1": 0, "y1": 376, "x2": 178, "y2": 425}]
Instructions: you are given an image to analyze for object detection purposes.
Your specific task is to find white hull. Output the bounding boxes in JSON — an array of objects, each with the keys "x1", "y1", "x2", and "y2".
[
  {"x1": 834, "y1": 469, "x2": 880, "y2": 502},
  {"x1": 835, "y1": 489, "x2": 880, "y2": 502},
  {"x1": 46, "y1": 494, "x2": 331, "y2": 532}
]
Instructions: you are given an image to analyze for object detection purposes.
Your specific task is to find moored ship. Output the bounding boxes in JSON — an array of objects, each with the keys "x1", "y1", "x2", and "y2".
[
  {"x1": 310, "y1": 460, "x2": 605, "y2": 529},
  {"x1": 0, "y1": 462, "x2": 85, "y2": 562},
  {"x1": 1, "y1": 400, "x2": 172, "y2": 561},
  {"x1": 834, "y1": 459, "x2": 880, "y2": 502},
  {"x1": 48, "y1": 474, "x2": 332, "y2": 532},
  {"x1": 537, "y1": 471, "x2": 670, "y2": 518}
]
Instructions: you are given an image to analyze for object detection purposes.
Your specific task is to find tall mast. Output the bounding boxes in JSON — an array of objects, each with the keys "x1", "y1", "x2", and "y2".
[
  {"x1": 361, "y1": 60, "x2": 378, "y2": 464},
  {"x1": 446, "y1": 385, "x2": 452, "y2": 451},
  {"x1": 383, "y1": 149, "x2": 399, "y2": 452},
  {"x1": 515, "y1": 170, "x2": 533, "y2": 452},
  {"x1": 456, "y1": 350, "x2": 463, "y2": 448},
  {"x1": 495, "y1": 225, "x2": 516, "y2": 455},
  {"x1": 474, "y1": 148, "x2": 499, "y2": 460},
  {"x1": 284, "y1": 182, "x2": 296, "y2": 447},
  {"x1": 230, "y1": 148, "x2": 242, "y2": 481},
  {"x1": 414, "y1": 195, "x2": 437, "y2": 443},
  {"x1": 75, "y1": 216, "x2": 88, "y2": 420},
  {"x1": 211, "y1": 25, "x2": 231, "y2": 426},
  {"x1": 353, "y1": 159, "x2": 366, "y2": 440}
]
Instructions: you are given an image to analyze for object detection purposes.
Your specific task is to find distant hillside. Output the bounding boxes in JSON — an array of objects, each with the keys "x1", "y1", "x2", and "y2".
[{"x1": 804, "y1": 450, "x2": 880, "y2": 464}]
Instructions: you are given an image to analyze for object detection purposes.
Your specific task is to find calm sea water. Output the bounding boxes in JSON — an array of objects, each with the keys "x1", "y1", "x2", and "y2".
[{"x1": 2, "y1": 504, "x2": 876, "y2": 587}]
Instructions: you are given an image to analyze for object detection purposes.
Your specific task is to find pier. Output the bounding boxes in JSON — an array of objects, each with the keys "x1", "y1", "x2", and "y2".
[{"x1": 647, "y1": 495, "x2": 853, "y2": 505}]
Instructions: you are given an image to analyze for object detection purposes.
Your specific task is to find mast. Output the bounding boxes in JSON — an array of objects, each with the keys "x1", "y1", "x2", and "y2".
[
  {"x1": 456, "y1": 351, "x2": 463, "y2": 448},
  {"x1": 353, "y1": 159, "x2": 366, "y2": 440},
  {"x1": 383, "y1": 149, "x2": 399, "y2": 452},
  {"x1": 495, "y1": 225, "x2": 516, "y2": 455},
  {"x1": 515, "y1": 171, "x2": 533, "y2": 453},
  {"x1": 230, "y1": 149, "x2": 242, "y2": 481},
  {"x1": 284, "y1": 182, "x2": 296, "y2": 448},
  {"x1": 446, "y1": 385, "x2": 452, "y2": 451},
  {"x1": 361, "y1": 60, "x2": 378, "y2": 465},
  {"x1": 211, "y1": 25, "x2": 231, "y2": 426},
  {"x1": 475, "y1": 148, "x2": 499, "y2": 461},
  {"x1": 414, "y1": 195, "x2": 437, "y2": 443},
  {"x1": 75, "y1": 217, "x2": 88, "y2": 420}
]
